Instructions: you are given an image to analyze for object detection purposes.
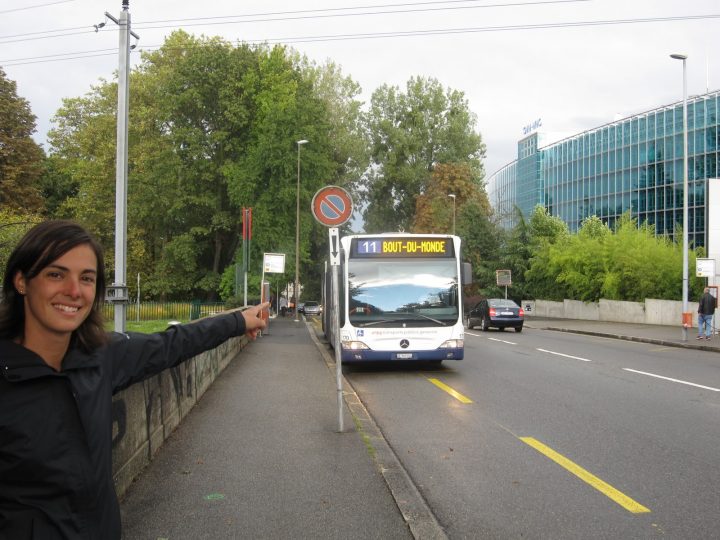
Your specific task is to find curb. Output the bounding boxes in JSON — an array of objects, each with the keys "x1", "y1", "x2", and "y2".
[
  {"x1": 306, "y1": 321, "x2": 448, "y2": 540},
  {"x1": 534, "y1": 326, "x2": 720, "y2": 353}
]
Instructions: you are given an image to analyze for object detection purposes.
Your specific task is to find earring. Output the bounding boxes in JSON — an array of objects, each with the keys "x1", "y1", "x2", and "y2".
[{"x1": 18, "y1": 288, "x2": 25, "y2": 295}]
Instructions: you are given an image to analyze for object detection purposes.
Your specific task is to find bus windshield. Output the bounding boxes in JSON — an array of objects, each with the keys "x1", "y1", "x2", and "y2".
[{"x1": 347, "y1": 258, "x2": 459, "y2": 327}]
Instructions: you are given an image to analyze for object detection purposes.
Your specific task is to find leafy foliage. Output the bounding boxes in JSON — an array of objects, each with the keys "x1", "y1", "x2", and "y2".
[
  {"x1": 523, "y1": 206, "x2": 571, "y2": 300},
  {"x1": 362, "y1": 76, "x2": 485, "y2": 233},
  {"x1": 514, "y1": 209, "x2": 704, "y2": 302},
  {"x1": 46, "y1": 33, "x2": 366, "y2": 301},
  {"x1": 494, "y1": 207, "x2": 532, "y2": 302},
  {"x1": 0, "y1": 68, "x2": 45, "y2": 213},
  {"x1": 0, "y1": 210, "x2": 43, "y2": 280},
  {"x1": 11, "y1": 34, "x2": 701, "y2": 307}
]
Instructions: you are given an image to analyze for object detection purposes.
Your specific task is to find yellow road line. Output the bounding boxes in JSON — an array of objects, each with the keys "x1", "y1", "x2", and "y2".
[
  {"x1": 519, "y1": 437, "x2": 650, "y2": 514},
  {"x1": 427, "y1": 378, "x2": 473, "y2": 404}
]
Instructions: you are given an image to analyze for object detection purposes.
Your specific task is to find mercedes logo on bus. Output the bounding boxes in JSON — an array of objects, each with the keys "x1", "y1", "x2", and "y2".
[{"x1": 400, "y1": 339, "x2": 410, "y2": 349}]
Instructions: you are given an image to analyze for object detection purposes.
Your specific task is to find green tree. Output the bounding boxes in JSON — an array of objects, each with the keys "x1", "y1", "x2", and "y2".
[
  {"x1": 524, "y1": 205, "x2": 571, "y2": 300},
  {"x1": 0, "y1": 68, "x2": 45, "y2": 213},
  {"x1": 363, "y1": 76, "x2": 485, "y2": 232},
  {"x1": 517, "y1": 211, "x2": 705, "y2": 303},
  {"x1": 412, "y1": 163, "x2": 483, "y2": 234},
  {"x1": 597, "y1": 213, "x2": 701, "y2": 301},
  {"x1": 0, "y1": 210, "x2": 43, "y2": 280},
  {"x1": 459, "y1": 199, "x2": 503, "y2": 297},
  {"x1": 136, "y1": 33, "x2": 249, "y2": 299},
  {"x1": 38, "y1": 154, "x2": 79, "y2": 217},
  {"x1": 48, "y1": 80, "x2": 127, "y2": 281},
  {"x1": 411, "y1": 162, "x2": 501, "y2": 298},
  {"x1": 550, "y1": 216, "x2": 611, "y2": 301},
  {"x1": 497, "y1": 207, "x2": 533, "y2": 302},
  {"x1": 220, "y1": 44, "x2": 353, "y2": 301},
  {"x1": 48, "y1": 32, "x2": 365, "y2": 301}
]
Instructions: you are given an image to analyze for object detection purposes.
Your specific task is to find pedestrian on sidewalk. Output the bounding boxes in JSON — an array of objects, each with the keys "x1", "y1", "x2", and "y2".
[
  {"x1": 0, "y1": 220, "x2": 269, "y2": 540},
  {"x1": 697, "y1": 287, "x2": 716, "y2": 340}
]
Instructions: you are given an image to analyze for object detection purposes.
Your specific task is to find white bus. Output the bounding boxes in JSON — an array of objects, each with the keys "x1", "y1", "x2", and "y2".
[{"x1": 323, "y1": 233, "x2": 471, "y2": 363}]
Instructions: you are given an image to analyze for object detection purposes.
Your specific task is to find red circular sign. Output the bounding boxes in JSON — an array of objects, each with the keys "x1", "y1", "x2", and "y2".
[{"x1": 311, "y1": 186, "x2": 353, "y2": 227}]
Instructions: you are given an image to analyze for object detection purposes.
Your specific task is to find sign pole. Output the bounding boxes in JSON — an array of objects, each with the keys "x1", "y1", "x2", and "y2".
[
  {"x1": 328, "y1": 227, "x2": 343, "y2": 431},
  {"x1": 333, "y1": 259, "x2": 343, "y2": 432}
]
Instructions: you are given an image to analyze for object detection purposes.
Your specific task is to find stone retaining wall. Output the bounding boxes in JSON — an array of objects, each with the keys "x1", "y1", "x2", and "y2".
[
  {"x1": 111, "y1": 328, "x2": 248, "y2": 498},
  {"x1": 523, "y1": 298, "x2": 700, "y2": 327}
]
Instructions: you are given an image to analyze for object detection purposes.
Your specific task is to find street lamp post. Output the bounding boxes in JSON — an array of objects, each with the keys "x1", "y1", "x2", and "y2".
[
  {"x1": 671, "y1": 53, "x2": 689, "y2": 341},
  {"x1": 295, "y1": 139, "x2": 308, "y2": 322},
  {"x1": 448, "y1": 194, "x2": 456, "y2": 235}
]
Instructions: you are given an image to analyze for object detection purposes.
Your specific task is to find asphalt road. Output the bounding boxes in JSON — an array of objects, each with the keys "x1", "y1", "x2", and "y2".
[{"x1": 344, "y1": 326, "x2": 720, "y2": 539}]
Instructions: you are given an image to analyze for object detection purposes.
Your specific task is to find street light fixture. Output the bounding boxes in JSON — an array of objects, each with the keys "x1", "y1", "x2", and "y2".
[
  {"x1": 295, "y1": 139, "x2": 309, "y2": 322},
  {"x1": 670, "y1": 53, "x2": 689, "y2": 341},
  {"x1": 448, "y1": 194, "x2": 456, "y2": 235}
]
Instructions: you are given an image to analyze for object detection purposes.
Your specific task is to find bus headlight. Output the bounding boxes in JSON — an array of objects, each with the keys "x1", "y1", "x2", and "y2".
[
  {"x1": 342, "y1": 340, "x2": 370, "y2": 350},
  {"x1": 439, "y1": 339, "x2": 463, "y2": 349}
]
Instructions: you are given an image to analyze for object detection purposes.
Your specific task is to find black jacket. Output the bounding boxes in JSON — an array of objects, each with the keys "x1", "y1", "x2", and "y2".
[
  {"x1": 0, "y1": 311, "x2": 248, "y2": 540},
  {"x1": 698, "y1": 292, "x2": 716, "y2": 316}
]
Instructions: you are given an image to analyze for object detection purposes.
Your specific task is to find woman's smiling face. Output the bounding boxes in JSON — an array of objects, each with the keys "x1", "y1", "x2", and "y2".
[{"x1": 15, "y1": 244, "x2": 98, "y2": 342}]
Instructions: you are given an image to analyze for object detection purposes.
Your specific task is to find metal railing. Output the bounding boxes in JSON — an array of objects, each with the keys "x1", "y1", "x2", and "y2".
[{"x1": 102, "y1": 302, "x2": 226, "y2": 322}]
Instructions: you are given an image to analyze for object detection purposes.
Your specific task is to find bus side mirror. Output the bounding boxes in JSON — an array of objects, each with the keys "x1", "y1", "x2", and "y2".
[{"x1": 462, "y1": 262, "x2": 473, "y2": 285}]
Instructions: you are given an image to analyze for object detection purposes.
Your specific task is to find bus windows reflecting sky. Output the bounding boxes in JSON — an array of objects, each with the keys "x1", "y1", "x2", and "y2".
[{"x1": 348, "y1": 260, "x2": 458, "y2": 322}]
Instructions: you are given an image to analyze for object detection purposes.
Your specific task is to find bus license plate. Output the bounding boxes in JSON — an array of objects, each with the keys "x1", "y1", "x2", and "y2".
[{"x1": 396, "y1": 353, "x2": 413, "y2": 359}]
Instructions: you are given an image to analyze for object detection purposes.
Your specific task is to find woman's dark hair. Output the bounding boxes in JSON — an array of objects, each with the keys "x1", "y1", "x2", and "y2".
[{"x1": 0, "y1": 220, "x2": 107, "y2": 351}]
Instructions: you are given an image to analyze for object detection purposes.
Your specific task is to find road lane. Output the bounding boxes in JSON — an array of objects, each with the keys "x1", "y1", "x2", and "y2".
[{"x1": 345, "y1": 326, "x2": 720, "y2": 539}]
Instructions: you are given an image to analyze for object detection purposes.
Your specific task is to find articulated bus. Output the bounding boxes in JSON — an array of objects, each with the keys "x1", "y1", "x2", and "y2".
[{"x1": 322, "y1": 233, "x2": 471, "y2": 363}]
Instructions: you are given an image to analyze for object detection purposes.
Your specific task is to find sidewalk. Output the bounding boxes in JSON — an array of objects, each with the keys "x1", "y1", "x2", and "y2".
[
  {"x1": 525, "y1": 316, "x2": 720, "y2": 353},
  {"x1": 119, "y1": 316, "x2": 437, "y2": 540}
]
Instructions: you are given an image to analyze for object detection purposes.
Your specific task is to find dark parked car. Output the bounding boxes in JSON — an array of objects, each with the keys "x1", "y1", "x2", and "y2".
[
  {"x1": 303, "y1": 301, "x2": 322, "y2": 316},
  {"x1": 466, "y1": 299, "x2": 524, "y2": 332}
]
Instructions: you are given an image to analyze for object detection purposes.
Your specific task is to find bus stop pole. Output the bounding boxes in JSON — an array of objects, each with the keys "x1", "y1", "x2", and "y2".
[{"x1": 333, "y1": 261, "x2": 343, "y2": 432}]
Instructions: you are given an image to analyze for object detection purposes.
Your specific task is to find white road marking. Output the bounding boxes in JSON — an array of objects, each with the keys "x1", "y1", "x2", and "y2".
[
  {"x1": 488, "y1": 337, "x2": 517, "y2": 345},
  {"x1": 536, "y1": 348, "x2": 592, "y2": 362},
  {"x1": 622, "y1": 368, "x2": 720, "y2": 392}
]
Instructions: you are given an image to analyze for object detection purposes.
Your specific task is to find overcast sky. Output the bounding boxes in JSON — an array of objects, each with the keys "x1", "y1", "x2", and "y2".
[{"x1": 2, "y1": 0, "x2": 718, "y2": 177}]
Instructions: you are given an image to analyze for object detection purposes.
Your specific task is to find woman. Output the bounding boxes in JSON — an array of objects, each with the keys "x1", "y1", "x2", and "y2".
[{"x1": 0, "y1": 220, "x2": 268, "y2": 539}]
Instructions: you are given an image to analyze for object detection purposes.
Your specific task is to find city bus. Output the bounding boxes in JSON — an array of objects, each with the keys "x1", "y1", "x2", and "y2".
[{"x1": 322, "y1": 233, "x2": 471, "y2": 363}]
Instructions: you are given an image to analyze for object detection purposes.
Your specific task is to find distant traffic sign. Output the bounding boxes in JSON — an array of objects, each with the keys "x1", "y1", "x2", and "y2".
[
  {"x1": 496, "y1": 269, "x2": 512, "y2": 286},
  {"x1": 311, "y1": 186, "x2": 353, "y2": 227}
]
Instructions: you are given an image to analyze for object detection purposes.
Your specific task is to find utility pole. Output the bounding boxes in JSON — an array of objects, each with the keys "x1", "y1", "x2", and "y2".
[
  {"x1": 295, "y1": 140, "x2": 308, "y2": 322},
  {"x1": 670, "y1": 53, "x2": 689, "y2": 342},
  {"x1": 100, "y1": 1, "x2": 139, "y2": 332}
]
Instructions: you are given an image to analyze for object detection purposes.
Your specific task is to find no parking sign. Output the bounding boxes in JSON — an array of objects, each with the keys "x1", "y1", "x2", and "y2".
[{"x1": 311, "y1": 186, "x2": 353, "y2": 227}]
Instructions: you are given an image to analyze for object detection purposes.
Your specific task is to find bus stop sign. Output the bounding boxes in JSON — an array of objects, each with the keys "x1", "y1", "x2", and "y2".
[{"x1": 311, "y1": 186, "x2": 353, "y2": 227}]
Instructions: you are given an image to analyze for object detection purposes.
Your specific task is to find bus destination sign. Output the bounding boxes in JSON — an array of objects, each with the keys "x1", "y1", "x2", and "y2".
[{"x1": 352, "y1": 237, "x2": 454, "y2": 258}]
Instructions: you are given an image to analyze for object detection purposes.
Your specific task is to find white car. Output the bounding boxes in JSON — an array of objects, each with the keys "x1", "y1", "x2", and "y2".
[{"x1": 303, "y1": 301, "x2": 322, "y2": 316}]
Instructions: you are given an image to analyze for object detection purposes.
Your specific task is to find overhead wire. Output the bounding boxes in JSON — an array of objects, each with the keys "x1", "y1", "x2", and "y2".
[
  {"x1": 0, "y1": 0, "x2": 74, "y2": 16},
  {"x1": 0, "y1": 0, "x2": 586, "y2": 42},
  {"x1": 131, "y1": 0, "x2": 590, "y2": 31},
  {"x1": 255, "y1": 13, "x2": 720, "y2": 44},
  {"x1": 1, "y1": 3, "x2": 718, "y2": 67}
]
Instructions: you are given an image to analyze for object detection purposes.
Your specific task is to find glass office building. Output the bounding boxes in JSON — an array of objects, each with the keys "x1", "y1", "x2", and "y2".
[{"x1": 488, "y1": 90, "x2": 720, "y2": 248}]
